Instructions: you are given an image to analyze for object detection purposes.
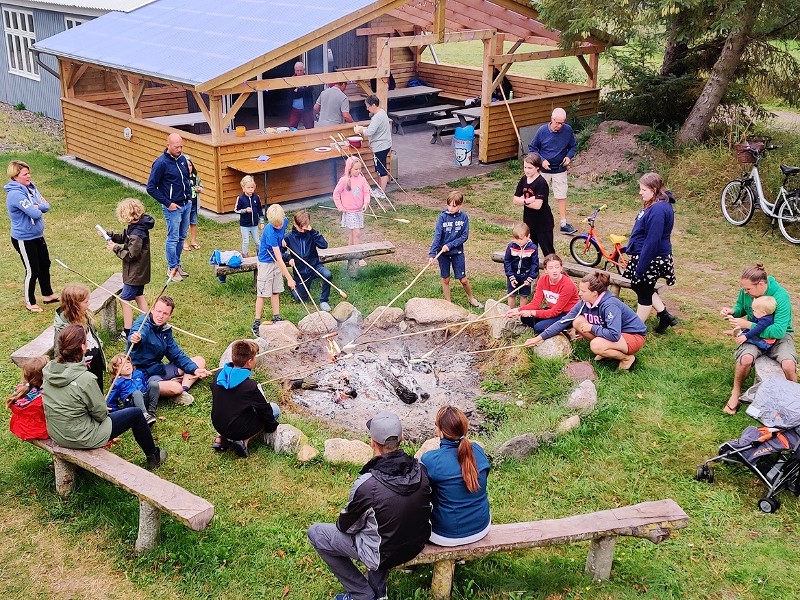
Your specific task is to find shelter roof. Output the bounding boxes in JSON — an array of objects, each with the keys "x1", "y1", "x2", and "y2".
[{"x1": 13, "y1": 0, "x2": 155, "y2": 12}]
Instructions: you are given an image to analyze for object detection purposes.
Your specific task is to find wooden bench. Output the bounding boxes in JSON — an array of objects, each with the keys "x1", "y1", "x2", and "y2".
[
  {"x1": 11, "y1": 273, "x2": 124, "y2": 367},
  {"x1": 388, "y1": 104, "x2": 458, "y2": 135},
  {"x1": 490, "y1": 252, "x2": 662, "y2": 297},
  {"x1": 402, "y1": 499, "x2": 688, "y2": 600},
  {"x1": 29, "y1": 438, "x2": 214, "y2": 552},
  {"x1": 427, "y1": 117, "x2": 462, "y2": 144},
  {"x1": 214, "y1": 241, "x2": 397, "y2": 282}
]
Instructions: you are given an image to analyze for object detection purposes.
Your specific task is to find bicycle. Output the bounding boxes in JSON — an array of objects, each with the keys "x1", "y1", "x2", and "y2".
[
  {"x1": 720, "y1": 141, "x2": 800, "y2": 244},
  {"x1": 569, "y1": 204, "x2": 629, "y2": 273}
]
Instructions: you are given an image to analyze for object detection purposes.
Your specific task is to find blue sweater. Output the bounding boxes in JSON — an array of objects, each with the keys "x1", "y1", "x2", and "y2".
[
  {"x1": 127, "y1": 315, "x2": 198, "y2": 379},
  {"x1": 146, "y1": 149, "x2": 190, "y2": 208},
  {"x1": 5, "y1": 180, "x2": 50, "y2": 240},
  {"x1": 625, "y1": 194, "x2": 676, "y2": 279},
  {"x1": 421, "y1": 439, "x2": 491, "y2": 539},
  {"x1": 106, "y1": 369, "x2": 148, "y2": 411},
  {"x1": 429, "y1": 209, "x2": 470, "y2": 257},
  {"x1": 503, "y1": 240, "x2": 539, "y2": 281},
  {"x1": 528, "y1": 123, "x2": 577, "y2": 174},
  {"x1": 540, "y1": 292, "x2": 647, "y2": 341},
  {"x1": 234, "y1": 193, "x2": 264, "y2": 227}
]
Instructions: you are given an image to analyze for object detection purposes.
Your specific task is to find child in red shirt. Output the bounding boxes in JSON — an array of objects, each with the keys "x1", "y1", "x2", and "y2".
[{"x1": 507, "y1": 253, "x2": 578, "y2": 333}]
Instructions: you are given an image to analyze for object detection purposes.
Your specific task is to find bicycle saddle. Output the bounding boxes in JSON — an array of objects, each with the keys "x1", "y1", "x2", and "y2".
[
  {"x1": 609, "y1": 234, "x2": 627, "y2": 245},
  {"x1": 780, "y1": 164, "x2": 800, "y2": 176}
]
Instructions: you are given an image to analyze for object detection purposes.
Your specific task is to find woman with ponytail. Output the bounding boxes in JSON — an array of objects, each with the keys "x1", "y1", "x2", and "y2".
[{"x1": 420, "y1": 405, "x2": 491, "y2": 546}]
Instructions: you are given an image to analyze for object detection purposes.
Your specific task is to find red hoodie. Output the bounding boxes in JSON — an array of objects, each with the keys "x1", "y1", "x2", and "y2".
[{"x1": 520, "y1": 274, "x2": 579, "y2": 318}]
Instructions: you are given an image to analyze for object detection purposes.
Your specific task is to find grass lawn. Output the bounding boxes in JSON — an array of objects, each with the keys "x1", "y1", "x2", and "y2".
[{"x1": 1, "y1": 129, "x2": 800, "y2": 600}]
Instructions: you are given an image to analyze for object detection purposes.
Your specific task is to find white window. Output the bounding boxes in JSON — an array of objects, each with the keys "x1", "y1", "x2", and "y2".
[
  {"x1": 65, "y1": 16, "x2": 88, "y2": 30},
  {"x1": 3, "y1": 7, "x2": 39, "y2": 80}
]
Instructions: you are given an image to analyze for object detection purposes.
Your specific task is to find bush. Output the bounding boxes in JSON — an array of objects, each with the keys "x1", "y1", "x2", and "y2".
[
  {"x1": 13, "y1": 102, "x2": 25, "y2": 111},
  {"x1": 544, "y1": 63, "x2": 584, "y2": 85}
]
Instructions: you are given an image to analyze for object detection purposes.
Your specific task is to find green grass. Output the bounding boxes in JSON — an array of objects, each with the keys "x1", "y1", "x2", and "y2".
[{"x1": 2, "y1": 129, "x2": 800, "y2": 599}]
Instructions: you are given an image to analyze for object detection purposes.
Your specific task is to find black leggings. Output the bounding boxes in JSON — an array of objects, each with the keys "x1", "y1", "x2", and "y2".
[
  {"x1": 108, "y1": 407, "x2": 156, "y2": 456},
  {"x1": 631, "y1": 280, "x2": 656, "y2": 306},
  {"x1": 11, "y1": 236, "x2": 53, "y2": 305}
]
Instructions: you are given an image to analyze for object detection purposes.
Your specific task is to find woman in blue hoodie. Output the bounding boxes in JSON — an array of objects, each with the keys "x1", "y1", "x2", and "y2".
[
  {"x1": 525, "y1": 271, "x2": 647, "y2": 370},
  {"x1": 5, "y1": 160, "x2": 58, "y2": 312}
]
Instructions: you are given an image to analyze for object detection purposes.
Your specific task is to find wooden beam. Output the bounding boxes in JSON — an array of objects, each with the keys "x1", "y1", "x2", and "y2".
[
  {"x1": 496, "y1": 33, "x2": 559, "y2": 47},
  {"x1": 375, "y1": 36, "x2": 392, "y2": 111},
  {"x1": 577, "y1": 54, "x2": 600, "y2": 87},
  {"x1": 113, "y1": 72, "x2": 133, "y2": 111},
  {"x1": 433, "y1": 0, "x2": 446, "y2": 44},
  {"x1": 382, "y1": 29, "x2": 496, "y2": 48},
  {"x1": 214, "y1": 68, "x2": 380, "y2": 96},
  {"x1": 220, "y1": 92, "x2": 251, "y2": 130},
  {"x1": 129, "y1": 77, "x2": 146, "y2": 118},
  {"x1": 208, "y1": 95, "x2": 223, "y2": 144},
  {"x1": 190, "y1": 91, "x2": 212, "y2": 126},
  {"x1": 356, "y1": 26, "x2": 414, "y2": 36},
  {"x1": 67, "y1": 62, "x2": 90, "y2": 91},
  {"x1": 485, "y1": 0, "x2": 562, "y2": 42},
  {"x1": 489, "y1": 45, "x2": 605, "y2": 65},
  {"x1": 445, "y1": 0, "x2": 537, "y2": 40}
]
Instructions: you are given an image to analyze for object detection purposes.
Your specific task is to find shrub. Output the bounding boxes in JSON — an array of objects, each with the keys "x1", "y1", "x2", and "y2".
[
  {"x1": 13, "y1": 102, "x2": 25, "y2": 111},
  {"x1": 544, "y1": 63, "x2": 584, "y2": 85}
]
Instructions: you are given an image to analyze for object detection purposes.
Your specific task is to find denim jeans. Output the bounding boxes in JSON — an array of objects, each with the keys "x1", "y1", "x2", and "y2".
[
  {"x1": 293, "y1": 266, "x2": 332, "y2": 303},
  {"x1": 240, "y1": 225, "x2": 260, "y2": 255},
  {"x1": 521, "y1": 314, "x2": 564, "y2": 334},
  {"x1": 162, "y1": 203, "x2": 191, "y2": 269},
  {"x1": 108, "y1": 407, "x2": 156, "y2": 456}
]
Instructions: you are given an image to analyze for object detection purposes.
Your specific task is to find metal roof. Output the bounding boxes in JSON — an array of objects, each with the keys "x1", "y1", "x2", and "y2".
[
  {"x1": 33, "y1": 0, "x2": 380, "y2": 87},
  {"x1": 16, "y1": 0, "x2": 155, "y2": 12}
]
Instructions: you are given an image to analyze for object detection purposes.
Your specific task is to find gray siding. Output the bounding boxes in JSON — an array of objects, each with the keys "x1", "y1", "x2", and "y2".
[{"x1": 0, "y1": 5, "x2": 95, "y2": 119}]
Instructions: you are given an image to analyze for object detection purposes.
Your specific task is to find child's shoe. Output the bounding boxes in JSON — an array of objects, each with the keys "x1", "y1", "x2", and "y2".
[
  {"x1": 146, "y1": 447, "x2": 167, "y2": 470},
  {"x1": 320, "y1": 302, "x2": 332, "y2": 312},
  {"x1": 272, "y1": 315, "x2": 283, "y2": 323},
  {"x1": 252, "y1": 319, "x2": 262, "y2": 337},
  {"x1": 143, "y1": 411, "x2": 157, "y2": 427}
]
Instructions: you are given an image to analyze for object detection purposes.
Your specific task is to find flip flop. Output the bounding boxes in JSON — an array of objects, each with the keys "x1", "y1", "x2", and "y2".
[
  {"x1": 190, "y1": 243, "x2": 201, "y2": 250},
  {"x1": 183, "y1": 245, "x2": 191, "y2": 251},
  {"x1": 723, "y1": 399, "x2": 741, "y2": 415},
  {"x1": 211, "y1": 436, "x2": 229, "y2": 452},
  {"x1": 469, "y1": 298, "x2": 484, "y2": 308},
  {"x1": 25, "y1": 304, "x2": 44, "y2": 313},
  {"x1": 42, "y1": 296, "x2": 60, "y2": 304}
]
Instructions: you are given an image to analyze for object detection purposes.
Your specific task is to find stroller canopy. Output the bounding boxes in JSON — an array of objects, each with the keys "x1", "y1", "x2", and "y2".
[{"x1": 746, "y1": 376, "x2": 800, "y2": 429}]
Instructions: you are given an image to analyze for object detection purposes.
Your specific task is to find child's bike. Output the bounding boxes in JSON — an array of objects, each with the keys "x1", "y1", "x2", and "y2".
[{"x1": 569, "y1": 204, "x2": 629, "y2": 274}]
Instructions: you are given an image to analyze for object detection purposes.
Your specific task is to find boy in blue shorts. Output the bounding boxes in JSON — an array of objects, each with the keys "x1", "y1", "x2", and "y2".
[
  {"x1": 428, "y1": 190, "x2": 483, "y2": 308},
  {"x1": 253, "y1": 204, "x2": 296, "y2": 336}
]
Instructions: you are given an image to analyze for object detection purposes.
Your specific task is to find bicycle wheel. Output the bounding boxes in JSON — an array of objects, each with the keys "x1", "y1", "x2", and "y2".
[
  {"x1": 777, "y1": 195, "x2": 800, "y2": 244},
  {"x1": 570, "y1": 235, "x2": 601, "y2": 267},
  {"x1": 721, "y1": 180, "x2": 755, "y2": 226}
]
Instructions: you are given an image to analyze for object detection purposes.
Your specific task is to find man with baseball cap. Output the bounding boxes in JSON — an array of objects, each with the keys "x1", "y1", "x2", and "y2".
[{"x1": 307, "y1": 411, "x2": 432, "y2": 600}]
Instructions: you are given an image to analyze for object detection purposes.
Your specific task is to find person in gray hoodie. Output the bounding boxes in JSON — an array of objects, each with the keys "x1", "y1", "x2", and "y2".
[
  {"x1": 43, "y1": 325, "x2": 166, "y2": 470},
  {"x1": 5, "y1": 160, "x2": 59, "y2": 312}
]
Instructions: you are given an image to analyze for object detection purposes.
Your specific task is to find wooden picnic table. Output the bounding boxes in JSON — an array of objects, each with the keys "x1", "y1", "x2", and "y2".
[
  {"x1": 147, "y1": 111, "x2": 207, "y2": 127},
  {"x1": 387, "y1": 85, "x2": 442, "y2": 102},
  {"x1": 452, "y1": 106, "x2": 482, "y2": 129}
]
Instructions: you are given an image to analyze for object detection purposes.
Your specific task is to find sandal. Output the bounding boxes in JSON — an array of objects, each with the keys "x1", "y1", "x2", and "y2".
[
  {"x1": 469, "y1": 298, "x2": 484, "y2": 308},
  {"x1": 183, "y1": 244, "x2": 191, "y2": 251},
  {"x1": 190, "y1": 243, "x2": 201, "y2": 250},
  {"x1": 723, "y1": 399, "x2": 741, "y2": 415},
  {"x1": 25, "y1": 304, "x2": 44, "y2": 313},
  {"x1": 42, "y1": 295, "x2": 60, "y2": 304},
  {"x1": 212, "y1": 436, "x2": 229, "y2": 452}
]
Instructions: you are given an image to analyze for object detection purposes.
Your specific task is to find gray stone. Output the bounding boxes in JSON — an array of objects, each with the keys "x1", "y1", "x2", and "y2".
[
  {"x1": 323, "y1": 438, "x2": 374, "y2": 465},
  {"x1": 331, "y1": 302, "x2": 358, "y2": 323},
  {"x1": 297, "y1": 311, "x2": 339, "y2": 334},
  {"x1": 414, "y1": 437, "x2": 440, "y2": 459},
  {"x1": 496, "y1": 433, "x2": 540, "y2": 460},
  {"x1": 566, "y1": 380, "x2": 598, "y2": 412},
  {"x1": 563, "y1": 361, "x2": 597, "y2": 382},
  {"x1": 484, "y1": 299, "x2": 508, "y2": 339},
  {"x1": 404, "y1": 297, "x2": 470, "y2": 326},
  {"x1": 364, "y1": 306, "x2": 406, "y2": 329},
  {"x1": 219, "y1": 337, "x2": 270, "y2": 369},
  {"x1": 263, "y1": 424, "x2": 306, "y2": 454},
  {"x1": 534, "y1": 335, "x2": 572, "y2": 359},
  {"x1": 340, "y1": 307, "x2": 363, "y2": 329},
  {"x1": 556, "y1": 415, "x2": 581, "y2": 434},
  {"x1": 297, "y1": 444, "x2": 319, "y2": 462},
  {"x1": 257, "y1": 320, "x2": 301, "y2": 351}
]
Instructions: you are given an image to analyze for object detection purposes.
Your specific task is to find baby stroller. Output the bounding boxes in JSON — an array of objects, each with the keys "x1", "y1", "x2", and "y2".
[{"x1": 695, "y1": 376, "x2": 800, "y2": 513}]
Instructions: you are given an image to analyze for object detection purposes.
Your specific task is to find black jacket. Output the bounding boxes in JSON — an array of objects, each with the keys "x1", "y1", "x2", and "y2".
[
  {"x1": 109, "y1": 214, "x2": 155, "y2": 286},
  {"x1": 283, "y1": 227, "x2": 328, "y2": 280},
  {"x1": 336, "y1": 450, "x2": 431, "y2": 570},
  {"x1": 210, "y1": 364, "x2": 278, "y2": 439}
]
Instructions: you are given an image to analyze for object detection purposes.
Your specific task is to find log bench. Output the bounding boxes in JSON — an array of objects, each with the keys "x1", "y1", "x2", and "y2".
[
  {"x1": 402, "y1": 499, "x2": 688, "y2": 600},
  {"x1": 214, "y1": 241, "x2": 397, "y2": 282},
  {"x1": 388, "y1": 104, "x2": 458, "y2": 135},
  {"x1": 29, "y1": 438, "x2": 214, "y2": 552},
  {"x1": 11, "y1": 273, "x2": 124, "y2": 367}
]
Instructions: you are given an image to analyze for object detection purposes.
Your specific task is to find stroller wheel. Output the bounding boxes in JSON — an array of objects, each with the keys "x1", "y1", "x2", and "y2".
[
  {"x1": 705, "y1": 467, "x2": 714, "y2": 484},
  {"x1": 695, "y1": 464, "x2": 713, "y2": 482},
  {"x1": 758, "y1": 497, "x2": 780, "y2": 513}
]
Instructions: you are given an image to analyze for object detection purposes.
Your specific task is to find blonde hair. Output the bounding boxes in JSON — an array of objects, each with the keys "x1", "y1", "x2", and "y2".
[
  {"x1": 60, "y1": 283, "x2": 92, "y2": 328},
  {"x1": 7, "y1": 160, "x2": 30, "y2": 180},
  {"x1": 6, "y1": 355, "x2": 48, "y2": 407},
  {"x1": 512, "y1": 222, "x2": 530, "y2": 239},
  {"x1": 109, "y1": 353, "x2": 132, "y2": 376},
  {"x1": 240, "y1": 175, "x2": 256, "y2": 189},
  {"x1": 116, "y1": 198, "x2": 145, "y2": 224},
  {"x1": 446, "y1": 190, "x2": 464, "y2": 207},
  {"x1": 752, "y1": 295, "x2": 777, "y2": 315},
  {"x1": 266, "y1": 204, "x2": 285, "y2": 228}
]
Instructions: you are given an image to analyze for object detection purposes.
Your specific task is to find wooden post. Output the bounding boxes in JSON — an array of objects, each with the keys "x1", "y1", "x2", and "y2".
[
  {"x1": 433, "y1": 0, "x2": 446, "y2": 44},
  {"x1": 53, "y1": 456, "x2": 76, "y2": 497},
  {"x1": 99, "y1": 299, "x2": 117, "y2": 333},
  {"x1": 585, "y1": 535, "x2": 616, "y2": 581},
  {"x1": 478, "y1": 34, "x2": 497, "y2": 163},
  {"x1": 134, "y1": 500, "x2": 161, "y2": 552},
  {"x1": 208, "y1": 95, "x2": 223, "y2": 144},
  {"x1": 375, "y1": 36, "x2": 391, "y2": 111},
  {"x1": 431, "y1": 559, "x2": 455, "y2": 600}
]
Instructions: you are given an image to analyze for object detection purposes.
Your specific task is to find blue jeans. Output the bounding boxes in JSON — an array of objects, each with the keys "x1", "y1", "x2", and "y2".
[
  {"x1": 108, "y1": 407, "x2": 156, "y2": 456},
  {"x1": 240, "y1": 225, "x2": 260, "y2": 255},
  {"x1": 521, "y1": 314, "x2": 564, "y2": 334},
  {"x1": 293, "y1": 266, "x2": 332, "y2": 303},
  {"x1": 162, "y1": 203, "x2": 191, "y2": 269}
]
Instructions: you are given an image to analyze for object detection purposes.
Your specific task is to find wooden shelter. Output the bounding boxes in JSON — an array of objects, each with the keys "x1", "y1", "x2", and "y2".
[{"x1": 34, "y1": 0, "x2": 607, "y2": 214}]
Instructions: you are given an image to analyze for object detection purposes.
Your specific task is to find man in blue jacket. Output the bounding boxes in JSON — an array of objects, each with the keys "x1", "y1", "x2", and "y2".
[
  {"x1": 128, "y1": 296, "x2": 211, "y2": 406},
  {"x1": 147, "y1": 133, "x2": 191, "y2": 281},
  {"x1": 528, "y1": 107, "x2": 578, "y2": 235}
]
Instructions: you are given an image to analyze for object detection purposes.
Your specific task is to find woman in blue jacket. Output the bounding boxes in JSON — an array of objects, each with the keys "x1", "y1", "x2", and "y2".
[
  {"x1": 5, "y1": 160, "x2": 59, "y2": 312},
  {"x1": 622, "y1": 172, "x2": 678, "y2": 334},
  {"x1": 421, "y1": 405, "x2": 491, "y2": 546},
  {"x1": 524, "y1": 271, "x2": 647, "y2": 370}
]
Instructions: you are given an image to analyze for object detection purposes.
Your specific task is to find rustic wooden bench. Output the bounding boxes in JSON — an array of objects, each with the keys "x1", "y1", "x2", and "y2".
[
  {"x1": 214, "y1": 241, "x2": 397, "y2": 282},
  {"x1": 402, "y1": 499, "x2": 688, "y2": 600},
  {"x1": 29, "y1": 438, "x2": 214, "y2": 552},
  {"x1": 427, "y1": 117, "x2": 462, "y2": 144},
  {"x1": 11, "y1": 273, "x2": 124, "y2": 367},
  {"x1": 388, "y1": 104, "x2": 458, "y2": 135}
]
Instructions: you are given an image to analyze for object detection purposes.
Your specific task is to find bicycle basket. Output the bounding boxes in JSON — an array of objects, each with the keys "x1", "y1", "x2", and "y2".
[{"x1": 734, "y1": 142, "x2": 764, "y2": 164}]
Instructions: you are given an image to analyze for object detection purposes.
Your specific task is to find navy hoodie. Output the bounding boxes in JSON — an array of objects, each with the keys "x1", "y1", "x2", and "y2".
[
  {"x1": 211, "y1": 364, "x2": 278, "y2": 437},
  {"x1": 540, "y1": 292, "x2": 646, "y2": 342},
  {"x1": 429, "y1": 209, "x2": 469, "y2": 257},
  {"x1": 283, "y1": 226, "x2": 329, "y2": 280},
  {"x1": 234, "y1": 193, "x2": 265, "y2": 227},
  {"x1": 503, "y1": 240, "x2": 539, "y2": 281},
  {"x1": 625, "y1": 192, "x2": 676, "y2": 279}
]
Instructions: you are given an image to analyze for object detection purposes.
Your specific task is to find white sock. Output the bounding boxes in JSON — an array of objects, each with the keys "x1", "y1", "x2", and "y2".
[{"x1": 560, "y1": 218, "x2": 567, "y2": 227}]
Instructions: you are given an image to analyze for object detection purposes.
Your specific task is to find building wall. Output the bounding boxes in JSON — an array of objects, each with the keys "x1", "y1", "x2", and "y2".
[{"x1": 0, "y1": 4, "x2": 95, "y2": 119}]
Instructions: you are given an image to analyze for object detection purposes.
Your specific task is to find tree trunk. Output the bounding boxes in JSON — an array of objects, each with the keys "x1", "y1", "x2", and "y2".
[
  {"x1": 660, "y1": 18, "x2": 689, "y2": 77},
  {"x1": 677, "y1": 0, "x2": 763, "y2": 145}
]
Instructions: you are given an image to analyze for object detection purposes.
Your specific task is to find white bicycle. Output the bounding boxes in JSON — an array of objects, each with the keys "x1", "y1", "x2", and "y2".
[{"x1": 721, "y1": 142, "x2": 800, "y2": 244}]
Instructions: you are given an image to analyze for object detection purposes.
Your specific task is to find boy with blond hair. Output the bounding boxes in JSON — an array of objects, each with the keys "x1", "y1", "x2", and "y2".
[
  {"x1": 728, "y1": 295, "x2": 779, "y2": 352},
  {"x1": 253, "y1": 204, "x2": 296, "y2": 336},
  {"x1": 99, "y1": 198, "x2": 155, "y2": 339},
  {"x1": 234, "y1": 175, "x2": 264, "y2": 258},
  {"x1": 106, "y1": 353, "x2": 159, "y2": 426}
]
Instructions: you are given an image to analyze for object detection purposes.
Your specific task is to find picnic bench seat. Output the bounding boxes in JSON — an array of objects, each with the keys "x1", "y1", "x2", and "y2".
[
  {"x1": 427, "y1": 117, "x2": 462, "y2": 144},
  {"x1": 11, "y1": 273, "x2": 124, "y2": 367},
  {"x1": 214, "y1": 241, "x2": 397, "y2": 282},
  {"x1": 401, "y1": 499, "x2": 688, "y2": 600},
  {"x1": 388, "y1": 104, "x2": 458, "y2": 135},
  {"x1": 29, "y1": 438, "x2": 214, "y2": 552},
  {"x1": 437, "y1": 91, "x2": 473, "y2": 104}
]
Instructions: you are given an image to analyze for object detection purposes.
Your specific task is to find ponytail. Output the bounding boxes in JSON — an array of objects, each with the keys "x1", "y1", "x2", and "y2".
[{"x1": 436, "y1": 405, "x2": 480, "y2": 493}]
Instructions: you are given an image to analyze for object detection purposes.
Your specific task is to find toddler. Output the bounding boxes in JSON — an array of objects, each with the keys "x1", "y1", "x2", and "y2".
[
  {"x1": 184, "y1": 158, "x2": 203, "y2": 250},
  {"x1": 106, "y1": 353, "x2": 159, "y2": 426},
  {"x1": 235, "y1": 175, "x2": 265, "y2": 258},
  {"x1": 7, "y1": 355, "x2": 49, "y2": 441},
  {"x1": 503, "y1": 222, "x2": 538, "y2": 308},
  {"x1": 728, "y1": 295, "x2": 777, "y2": 352}
]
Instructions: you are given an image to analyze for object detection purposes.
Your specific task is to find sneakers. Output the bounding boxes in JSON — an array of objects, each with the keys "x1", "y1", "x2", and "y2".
[
  {"x1": 177, "y1": 265, "x2": 189, "y2": 277},
  {"x1": 320, "y1": 301, "x2": 331, "y2": 312},
  {"x1": 228, "y1": 439, "x2": 249, "y2": 458},
  {"x1": 560, "y1": 223, "x2": 578, "y2": 235},
  {"x1": 174, "y1": 390, "x2": 194, "y2": 405},
  {"x1": 272, "y1": 315, "x2": 283, "y2": 323},
  {"x1": 118, "y1": 331, "x2": 128, "y2": 343},
  {"x1": 168, "y1": 268, "x2": 183, "y2": 282},
  {"x1": 146, "y1": 447, "x2": 167, "y2": 470},
  {"x1": 143, "y1": 411, "x2": 157, "y2": 427},
  {"x1": 372, "y1": 187, "x2": 387, "y2": 199},
  {"x1": 252, "y1": 319, "x2": 262, "y2": 337}
]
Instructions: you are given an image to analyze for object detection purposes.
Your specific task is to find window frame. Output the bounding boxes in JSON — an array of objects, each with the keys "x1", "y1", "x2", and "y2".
[
  {"x1": 64, "y1": 15, "x2": 88, "y2": 30},
  {"x1": 3, "y1": 6, "x2": 39, "y2": 80}
]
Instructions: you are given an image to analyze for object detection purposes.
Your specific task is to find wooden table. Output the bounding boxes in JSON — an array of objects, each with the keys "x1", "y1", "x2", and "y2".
[
  {"x1": 452, "y1": 106, "x2": 482, "y2": 129},
  {"x1": 387, "y1": 85, "x2": 442, "y2": 102},
  {"x1": 147, "y1": 112, "x2": 207, "y2": 127}
]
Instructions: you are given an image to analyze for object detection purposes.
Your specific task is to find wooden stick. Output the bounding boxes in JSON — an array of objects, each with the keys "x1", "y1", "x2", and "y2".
[
  {"x1": 318, "y1": 205, "x2": 409, "y2": 224},
  {"x1": 209, "y1": 333, "x2": 338, "y2": 373},
  {"x1": 345, "y1": 313, "x2": 507, "y2": 349},
  {"x1": 342, "y1": 248, "x2": 444, "y2": 352},
  {"x1": 498, "y1": 85, "x2": 523, "y2": 156},
  {"x1": 285, "y1": 246, "x2": 348, "y2": 299},
  {"x1": 340, "y1": 132, "x2": 404, "y2": 210},
  {"x1": 336, "y1": 133, "x2": 397, "y2": 212},
  {"x1": 457, "y1": 342, "x2": 528, "y2": 356}
]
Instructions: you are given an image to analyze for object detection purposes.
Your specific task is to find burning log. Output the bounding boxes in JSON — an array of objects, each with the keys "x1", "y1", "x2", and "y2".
[{"x1": 377, "y1": 364, "x2": 428, "y2": 404}]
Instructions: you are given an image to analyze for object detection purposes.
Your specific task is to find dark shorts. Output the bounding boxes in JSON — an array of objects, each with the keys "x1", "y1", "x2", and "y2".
[
  {"x1": 189, "y1": 198, "x2": 199, "y2": 225},
  {"x1": 120, "y1": 283, "x2": 145, "y2": 301},
  {"x1": 438, "y1": 252, "x2": 466, "y2": 279},
  {"x1": 374, "y1": 148, "x2": 391, "y2": 176},
  {"x1": 506, "y1": 277, "x2": 531, "y2": 297}
]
